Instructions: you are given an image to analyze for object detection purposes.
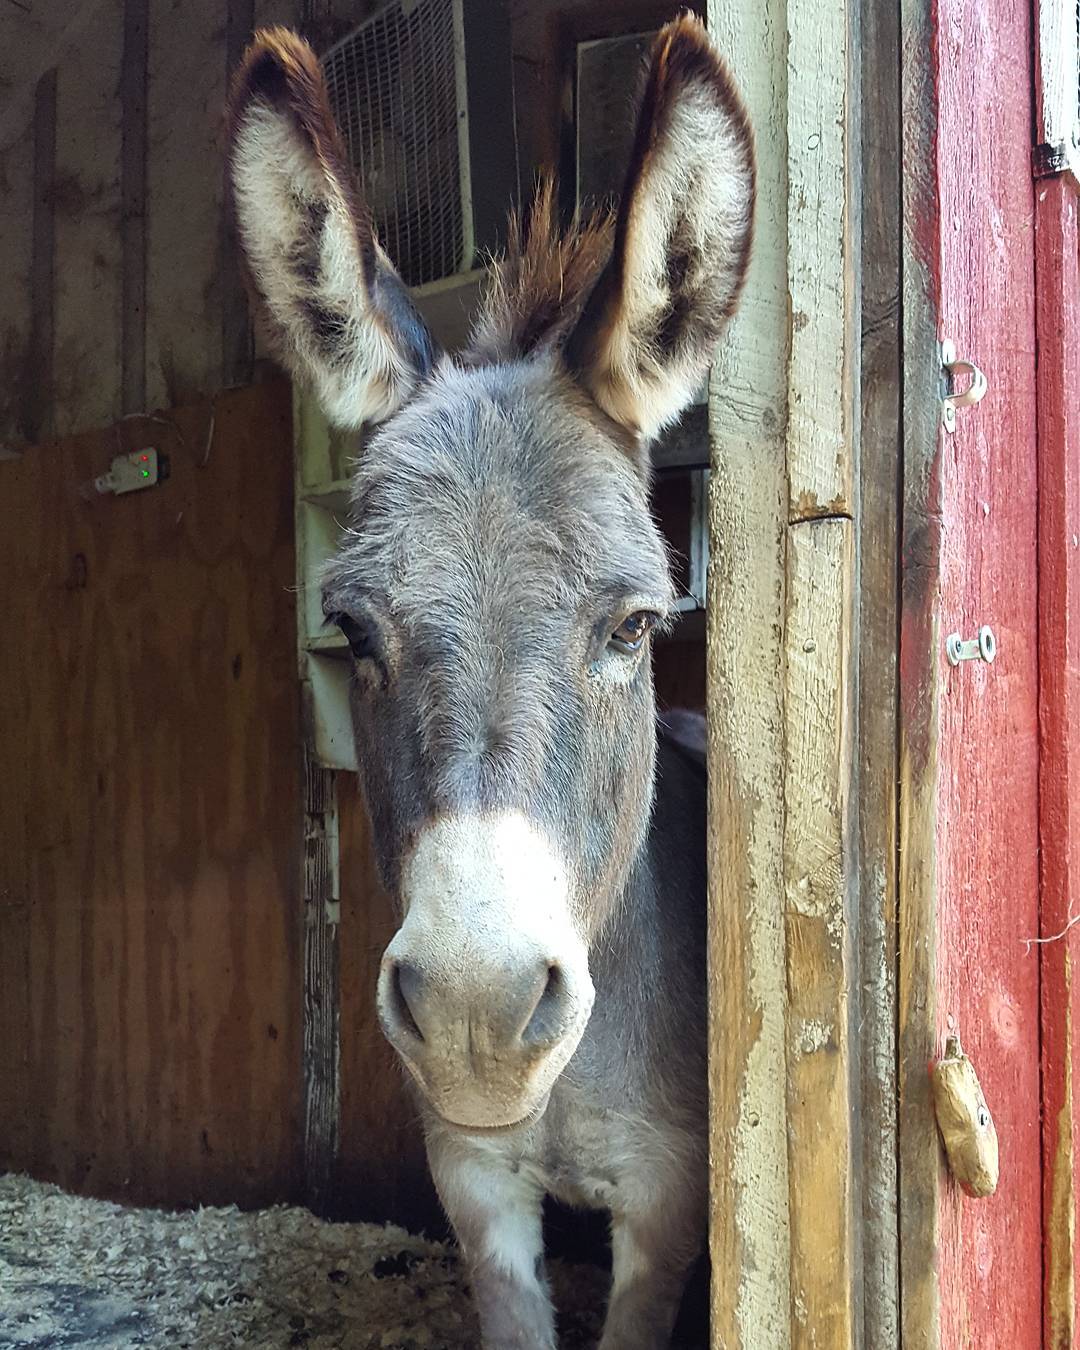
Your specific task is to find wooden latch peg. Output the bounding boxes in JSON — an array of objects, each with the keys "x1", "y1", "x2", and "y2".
[{"x1": 931, "y1": 1035, "x2": 999, "y2": 1198}]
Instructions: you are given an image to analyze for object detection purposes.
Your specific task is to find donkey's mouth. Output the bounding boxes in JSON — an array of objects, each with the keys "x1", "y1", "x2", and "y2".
[
  {"x1": 431, "y1": 1089, "x2": 553, "y2": 1135},
  {"x1": 399, "y1": 1050, "x2": 560, "y2": 1133},
  {"x1": 432, "y1": 1101, "x2": 548, "y2": 1134}
]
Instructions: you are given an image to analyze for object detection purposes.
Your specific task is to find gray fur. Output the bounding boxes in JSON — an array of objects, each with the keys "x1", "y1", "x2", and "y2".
[{"x1": 322, "y1": 357, "x2": 709, "y2": 1347}]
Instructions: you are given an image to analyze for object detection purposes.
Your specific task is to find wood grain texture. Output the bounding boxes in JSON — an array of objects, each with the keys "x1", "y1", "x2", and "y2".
[
  {"x1": 28, "y1": 68, "x2": 57, "y2": 448},
  {"x1": 54, "y1": 0, "x2": 124, "y2": 436},
  {"x1": 785, "y1": 0, "x2": 856, "y2": 520},
  {"x1": 0, "y1": 110, "x2": 34, "y2": 454},
  {"x1": 0, "y1": 380, "x2": 303, "y2": 1208},
  {"x1": 301, "y1": 754, "x2": 341, "y2": 1215},
  {"x1": 221, "y1": 0, "x2": 257, "y2": 390},
  {"x1": 706, "y1": 0, "x2": 792, "y2": 1341},
  {"x1": 0, "y1": 0, "x2": 113, "y2": 146},
  {"x1": 896, "y1": 0, "x2": 946, "y2": 1339},
  {"x1": 899, "y1": 0, "x2": 1043, "y2": 1343},
  {"x1": 1035, "y1": 177, "x2": 1080, "y2": 1350},
  {"x1": 856, "y1": 0, "x2": 901, "y2": 1338},
  {"x1": 933, "y1": 0, "x2": 1041, "y2": 1340},
  {"x1": 783, "y1": 518, "x2": 854, "y2": 1349},
  {"x1": 145, "y1": 0, "x2": 226, "y2": 411},
  {"x1": 121, "y1": 0, "x2": 148, "y2": 412}
]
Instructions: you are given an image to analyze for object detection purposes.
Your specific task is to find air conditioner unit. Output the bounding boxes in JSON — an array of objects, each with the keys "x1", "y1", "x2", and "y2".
[{"x1": 321, "y1": 0, "x2": 517, "y2": 290}]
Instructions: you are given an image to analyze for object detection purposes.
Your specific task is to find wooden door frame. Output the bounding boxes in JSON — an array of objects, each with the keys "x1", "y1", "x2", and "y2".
[
  {"x1": 1035, "y1": 167, "x2": 1080, "y2": 1350},
  {"x1": 1034, "y1": 11, "x2": 1080, "y2": 1342},
  {"x1": 895, "y1": 0, "x2": 947, "y2": 1338},
  {"x1": 897, "y1": 0, "x2": 1048, "y2": 1342},
  {"x1": 704, "y1": 0, "x2": 875, "y2": 1343},
  {"x1": 708, "y1": 0, "x2": 1074, "y2": 1341}
]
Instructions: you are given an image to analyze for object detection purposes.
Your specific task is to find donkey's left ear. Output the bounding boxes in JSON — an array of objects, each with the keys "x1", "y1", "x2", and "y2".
[
  {"x1": 226, "y1": 28, "x2": 437, "y2": 429},
  {"x1": 567, "y1": 16, "x2": 754, "y2": 444}
]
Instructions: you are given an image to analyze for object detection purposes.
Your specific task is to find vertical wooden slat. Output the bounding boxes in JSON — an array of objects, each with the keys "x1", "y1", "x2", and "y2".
[
  {"x1": 145, "y1": 0, "x2": 227, "y2": 410},
  {"x1": 0, "y1": 108, "x2": 35, "y2": 455},
  {"x1": 782, "y1": 518, "x2": 855, "y2": 1349},
  {"x1": 254, "y1": 0, "x2": 300, "y2": 25},
  {"x1": 121, "y1": 0, "x2": 148, "y2": 413},
  {"x1": 856, "y1": 0, "x2": 901, "y2": 1340},
  {"x1": 706, "y1": 0, "x2": 792, "y2": 1339},
  {"x1": 222, "y1": 0, "x2": 256, "y2": 390},
  {"x1": 784, "y1": 0, "x2": 857, "y2": 521},
  {"x1": 27, "y1": 67, "x2": 57, "y2": 446},
  {"x1": 781, "y1": 0, "x2": 861, "y2": 1339},
  {"x1": 709, "y1": 0, "x2": 862, "y2": 1337},
  {"x1": 1036, "y1": 176, "x2": 1080, "y2": 1350},
  {"x1": 53, "y1": 0, "x2": 124, "y2": 436},
  {"x1": 899, "y1": 0, "x2": 1043, "y2": 1343},
  {"x1": 301, "y1": 734, "x2": 341, "y2": 1213},
  {"x1": 896, "y1": 0, "x2": 944, "y2": 1341}
]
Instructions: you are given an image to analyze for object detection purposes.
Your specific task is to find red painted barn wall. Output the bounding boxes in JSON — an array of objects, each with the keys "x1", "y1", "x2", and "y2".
[
  {"x1": 1036, "y1": 176, "x2": 1080, "y2": 1348},
  {"x1": 933, "y1": 0, "x2": 1042, "y2": 1342}
]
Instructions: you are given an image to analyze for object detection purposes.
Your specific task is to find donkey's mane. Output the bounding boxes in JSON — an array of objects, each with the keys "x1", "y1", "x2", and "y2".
[{"x1": 461, "y1": 177, "x2": 613, "y2": 368}]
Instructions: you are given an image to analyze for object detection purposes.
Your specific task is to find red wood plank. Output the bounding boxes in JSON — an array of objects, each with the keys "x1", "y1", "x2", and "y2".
[
  {"x1": 1036, "y1": 175, "x2": 1080, "y2": 1350},
  {"x1": 933, "y1": 0, "x2": 1041, "y2": 1343}
]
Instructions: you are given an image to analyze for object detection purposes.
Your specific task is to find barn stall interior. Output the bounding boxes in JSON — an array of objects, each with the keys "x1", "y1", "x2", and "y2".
[{"x1": 0, "y1": 0, "x2": 1078, "y2": 1347}]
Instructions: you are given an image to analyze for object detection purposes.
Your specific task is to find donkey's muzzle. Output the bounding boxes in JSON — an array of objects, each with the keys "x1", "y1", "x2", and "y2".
[
  {"x1": 383, "y1": 955, "x2": 578, "y2": 1052},
  {"x1": 375, "y1": 811, "x2": 595, "y2": 1129},
  {"x1": 376, "y1": 947, "x2": 593, "y2": 1128}
]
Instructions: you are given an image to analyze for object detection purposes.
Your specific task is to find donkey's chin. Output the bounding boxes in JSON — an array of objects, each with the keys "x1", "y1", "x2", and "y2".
[
  {"x1": 403, "y1": 1039, "x2": 583, "y2": 1133},
  {"x1": 432, "y1": 1089, "x2": 552, "y2": 1133}
]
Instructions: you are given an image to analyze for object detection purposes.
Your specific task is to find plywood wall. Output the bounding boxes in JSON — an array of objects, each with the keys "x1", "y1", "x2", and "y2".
[
  {"x1": 0, "y1": 0, "x2": 711, "y2": 455},
  {"x1": 0, "y1": 0, "x2": 298, "y2": 454},
  {"x1": 0, "y1": 380, "x2": 303, "y2": 1208},
  {"x1": 0, "y1": 0, "x2": 712, "y2": 1224}
]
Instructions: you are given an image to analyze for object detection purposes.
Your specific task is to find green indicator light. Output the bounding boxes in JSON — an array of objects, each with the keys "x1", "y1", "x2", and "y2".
[{"x1": 141, "y1": 469, "x2": 150, "y2": 478}]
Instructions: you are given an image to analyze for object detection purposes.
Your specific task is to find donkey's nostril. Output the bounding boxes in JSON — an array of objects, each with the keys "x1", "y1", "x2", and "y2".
[
  {"x1": 522, "y1": 963, "x2": 571, "y2": 1047},
  {"x1": 390, "y1": 960, "x2": 427, "y2": 1044}
]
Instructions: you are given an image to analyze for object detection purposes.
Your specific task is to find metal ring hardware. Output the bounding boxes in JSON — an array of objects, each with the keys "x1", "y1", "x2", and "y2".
[
  {"x1": 940, "y1": 339, "x2": 988, "y2": 432},
  {"x1": 945, "y1": 625, "x2": 996, "y2": 666}
]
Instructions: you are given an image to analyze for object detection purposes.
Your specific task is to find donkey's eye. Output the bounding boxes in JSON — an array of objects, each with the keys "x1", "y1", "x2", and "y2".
[
  {"x1": 610, "y1": 611, "x2": 657, "y2": 654},
  {"x1": 327, "y1": 611, "x2": 372, "y2": 660}
]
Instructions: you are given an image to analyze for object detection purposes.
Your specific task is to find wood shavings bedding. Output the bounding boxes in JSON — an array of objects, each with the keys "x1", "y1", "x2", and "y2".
[{"x1": 0, "y1": 1174, "x2": 607, "y2": 1348}]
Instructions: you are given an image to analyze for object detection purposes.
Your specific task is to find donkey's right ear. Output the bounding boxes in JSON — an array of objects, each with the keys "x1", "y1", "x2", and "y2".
[
  {"x1": 226, "y1": 28, "x2": 437, "y2": 428},
  {"x1": 566, "y1": 17, "x2": 754, "y2": 446}
]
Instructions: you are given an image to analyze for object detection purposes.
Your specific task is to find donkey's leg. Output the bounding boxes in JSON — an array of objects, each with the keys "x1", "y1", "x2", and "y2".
[
  {"x1": 428, "y1": 1140, "x2": 556, "y2": 1350},
  {"x1": 598, "y1": 1198, "x2": 705, "y2": 1350}
]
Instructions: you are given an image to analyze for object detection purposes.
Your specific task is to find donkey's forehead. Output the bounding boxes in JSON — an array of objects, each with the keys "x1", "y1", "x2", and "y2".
[{"x1": 331, "y1": 361, "x2": 672, "y2": 607}]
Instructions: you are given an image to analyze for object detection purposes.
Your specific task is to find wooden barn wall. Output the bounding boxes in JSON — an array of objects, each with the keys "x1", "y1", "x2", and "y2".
[
  {"x1": 0, "y1": 0, "x2": 709, "y2": 456},
  {"x1": 0, "y1": 0, "x2": 716, "y2": 1222},
  {"x1": 0, "y1": 0, "x2": 298, "y2": 455},
  {"x1": 0, "y1": 380, "x2": 303, "y2": 1208}
]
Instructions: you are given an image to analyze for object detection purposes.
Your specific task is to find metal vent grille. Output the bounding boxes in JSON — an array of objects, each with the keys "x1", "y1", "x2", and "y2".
[{"x1": 322, "y1": 0, "x2": 471, "y2": 286}]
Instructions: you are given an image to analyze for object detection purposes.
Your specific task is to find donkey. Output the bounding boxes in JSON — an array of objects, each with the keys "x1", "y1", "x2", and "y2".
[{"x1": 227, "y1": 17, "x2": 753, "y2": 1348}]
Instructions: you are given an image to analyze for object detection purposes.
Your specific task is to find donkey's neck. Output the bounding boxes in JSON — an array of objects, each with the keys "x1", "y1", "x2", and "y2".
[{"x1": 585, "y1": 728, "x2": 708, "y2": 1063}]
